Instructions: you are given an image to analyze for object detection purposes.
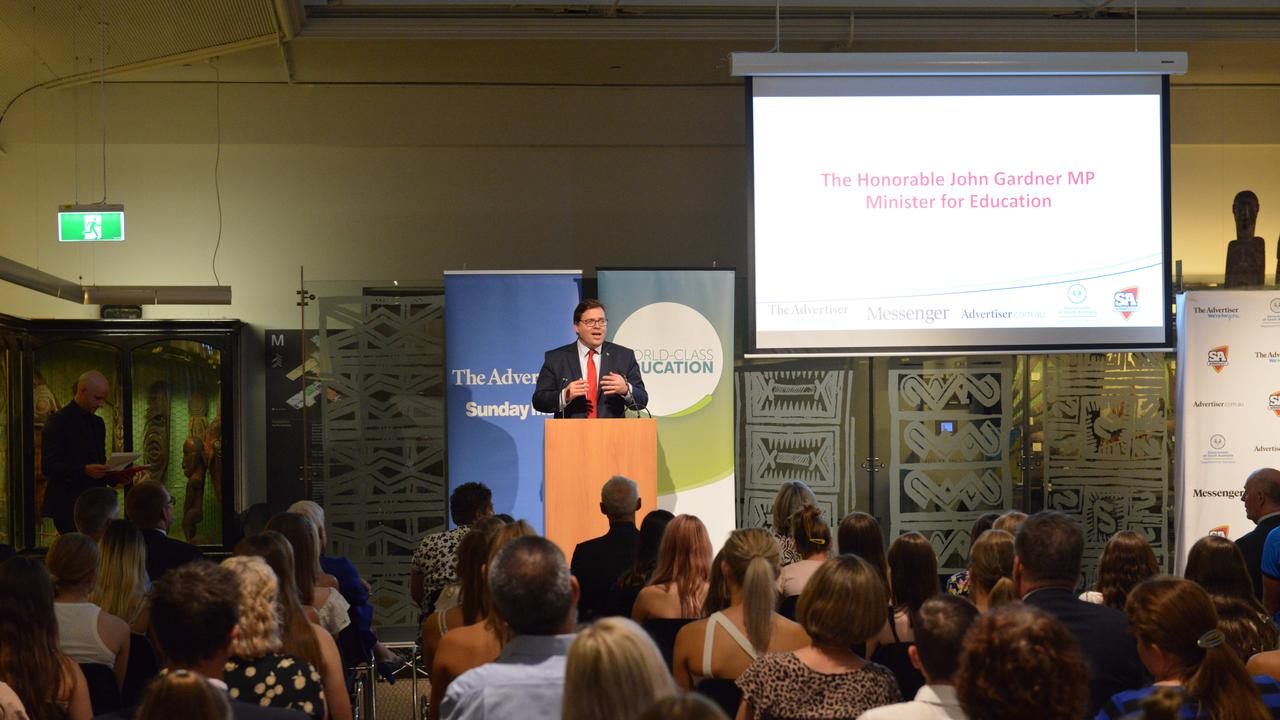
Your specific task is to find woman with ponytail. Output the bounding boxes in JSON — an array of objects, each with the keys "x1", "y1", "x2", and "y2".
[
  {"x1": 769, "y1": 481, "x2": 818, "y2": 567},
  {"x1": 776, "y1": 508, "x2": 831, "y2": 599},
  {"x1": 1095, "y1": 576, "x2": 1280, "y2": 720},
  {"x1": 968, "y1": 529, "x2": 1016, "y2": 612},
  {"x1": 672, "y1": 529, "x2": 808, "y2": 716}
]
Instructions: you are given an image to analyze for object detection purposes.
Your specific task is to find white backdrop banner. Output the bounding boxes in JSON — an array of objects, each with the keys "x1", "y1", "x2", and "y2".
[{"x1": 1174, "y1": 291, "x2": 1280, "y2": 573}]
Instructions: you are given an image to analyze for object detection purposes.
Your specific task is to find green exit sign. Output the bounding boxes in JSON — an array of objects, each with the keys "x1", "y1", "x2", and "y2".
[{"x1": 58, "y1": 204, "x2": 125, "y2": 242}]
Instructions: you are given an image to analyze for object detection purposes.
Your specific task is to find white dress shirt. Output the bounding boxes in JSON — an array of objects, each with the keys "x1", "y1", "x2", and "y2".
[
  {"x1": 558, "y1": 340, "x2": 633, "y2": 410},
  {"x1": 857, "y1": 684, "x2": 968, "y2": 720}
]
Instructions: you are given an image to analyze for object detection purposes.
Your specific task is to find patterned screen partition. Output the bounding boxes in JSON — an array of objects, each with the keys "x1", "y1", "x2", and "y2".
[{"x1": 316, "y1": 294, "x2": 446, "y2": 627}]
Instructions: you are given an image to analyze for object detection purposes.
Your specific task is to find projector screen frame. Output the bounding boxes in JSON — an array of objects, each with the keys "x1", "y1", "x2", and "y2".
[{"x1": 742, "y1": 53, "x2": 1180, "y2": 357}]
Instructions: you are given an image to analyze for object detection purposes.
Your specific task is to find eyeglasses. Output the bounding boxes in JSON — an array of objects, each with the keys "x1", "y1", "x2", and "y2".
[{"x1": 579, "y1": 319, "x2": 608, "y2": 328}]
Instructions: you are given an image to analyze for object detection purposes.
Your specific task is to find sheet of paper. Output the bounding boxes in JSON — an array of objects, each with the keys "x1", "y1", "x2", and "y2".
[{"x1": 105, "y1": 452, "x2": 141, "y2": 472}]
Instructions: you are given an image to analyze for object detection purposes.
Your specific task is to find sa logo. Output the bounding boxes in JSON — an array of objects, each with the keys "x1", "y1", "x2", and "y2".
[
  {"x1": 1207, "y1": 346, "x2": 1229, "y2": 373},
  {"x1": 1113, "y1": 287, "x2": 1139, "y2": 320},
  {"x1": 1270, "y1": 391, "x2": 1280, "y2": 417},
  {"x1": 1209, "y1": 525, "x2": 1230, "y2": 538}
]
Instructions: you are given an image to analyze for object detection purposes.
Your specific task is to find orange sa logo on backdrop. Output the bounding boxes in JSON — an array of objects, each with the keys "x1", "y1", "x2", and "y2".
[
  {"x1": 1209, "y1": 525, "x2": 1230, "y2": 538},
  {"x1": 1271, "y1": 390, "x2": 1280, "y2": 417},
  {"x1": 1207, "y1": 346, "x2": 1229, "y2": 373},
  {"x1": 1113, "y1": 287, "x2": 1139, "y2": 320}
]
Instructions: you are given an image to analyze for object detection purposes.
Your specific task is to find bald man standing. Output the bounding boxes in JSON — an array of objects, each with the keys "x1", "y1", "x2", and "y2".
[{"x1": 41, "y1": 370, "x2": 115, "y2": 533}]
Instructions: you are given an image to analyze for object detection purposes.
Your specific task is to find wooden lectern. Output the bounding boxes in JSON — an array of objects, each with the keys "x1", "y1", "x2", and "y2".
[{"x1": 544, "y1": 418, "x2": 658, "y2": 559}]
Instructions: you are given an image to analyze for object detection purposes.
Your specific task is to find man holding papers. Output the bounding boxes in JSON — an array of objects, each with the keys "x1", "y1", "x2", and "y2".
[{"x1": 532, "y1": 299, "x2": 648, "y2": 419}]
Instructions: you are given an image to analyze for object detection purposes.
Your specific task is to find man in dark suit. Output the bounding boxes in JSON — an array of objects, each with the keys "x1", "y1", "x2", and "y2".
[
  {"x1": 569, "y1": 475, "x2": 642, "y2": 622},
  {"x1": 41, "y1": 370, "x2": 118, "y2": 533},
  {"x1": 1238, "y1": 468, "x2": 1280, "y2": 600},
  {"x1": 125, "y1": 480, "x2": 204, "y2": 582},
  {"x1": 1014, "y1": 511, "x2": 1147, "y2": 718},
  {"x1": 531, "y1": 299, "x2": 647, "y2": 419},
  {"x1": 95, "y1": 561, "x2": 306, "y2": 720}
]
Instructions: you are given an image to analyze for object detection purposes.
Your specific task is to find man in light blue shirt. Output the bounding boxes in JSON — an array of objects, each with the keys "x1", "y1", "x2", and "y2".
[{"x1": 441, "y1": 535, "x2": 580, "y2": 720}]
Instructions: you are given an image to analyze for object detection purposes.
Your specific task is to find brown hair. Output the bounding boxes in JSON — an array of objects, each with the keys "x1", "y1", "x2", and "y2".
[
  {"x1": 1211, "y1": 594, "x2": 1280, "y2": 665},
  {"x1": 233, "y1": 532, "x2": 323, "y2": 669},
  {"x1": 967, "y1": 529, "x2": 1016, "y2": 608},
  {"x1": 647, "y1": 515, "x2": 712, "y2": 619},
  {"x1": 837, "y1": 512, "x2": 889, "y2": 589},
  {"x1": 913, "y1": 595, "x2": 979, "y2": 682},
  {"x1": 719, "y1": 528, "x2": 781, "y2": 653},
  {"x1": 790, "y1": 507, "x2": 831, "y2": 559},
  {"x1": 0, "y1": 557, "x2": 68, "y2": 720},
  {"x1": 796, "y1": 555, "x2": 886, "y2": 647},
  {"x1": 992, "y1": 511, "x2": 1028, "y2": 534},
  {"x1": 46, "y1": 532, "x2": 99, "y2": 592},
  {"x1": 125, "y1": 480, "x2": 171, "y2": 529},
  {"x1": 770, "y1": 481, "x2": 816, "y2": 540},
  {"x1": 137, "y1": 669, "x2": 232, "y2": 720},
  {"x1": 1126, "y1": 577, "x2": 1268, "y2": 720},
  {"x1": 574, "y1": 299, "x2": 606, "y2": 324},
  {"x1": 887, "y1": 532, "x2": 939, "y2": 623},
  {"x1": 1094, "y1": 531, "x2": 1159, "y2": 610},
  {"x1": 636, "y1": 694, "x2": 730, "y2": 720},
  {"x1": 1139, "y1": 686, "x2": 1186, "y2": 720},
  {"x1": 457, "y1": 517, "x2": 506, "y2": 625},
  {"x1": 264, "y1": 512, "x2": 322, "y2": 606},
  {"x1": 956, "y1": 604, "x2": 1090, "y2": 720},
  {"x1": 1185, "y1": 535, "x2": 1256, "y2": 602}
]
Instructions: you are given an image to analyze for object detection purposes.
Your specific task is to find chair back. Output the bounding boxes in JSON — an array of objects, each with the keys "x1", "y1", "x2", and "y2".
[
  {"x1": 778, "y1": 595, "x2": 800, "y2": 621},
  {"x1": 79, "y1": 662, "x2": 122, "y2": 715},
  {"x1": 122, "y1": 632, "x2": 161, "y2": 706},
  {"x1": 694, "y1": 678, "x2": 742, "y2": 719},
  {"x1": 640, "y1": 618, "x2": 694, "y2": 671}
]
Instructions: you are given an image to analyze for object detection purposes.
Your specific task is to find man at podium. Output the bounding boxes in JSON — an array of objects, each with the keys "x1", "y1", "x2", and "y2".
[{"x1": 532, "y1": 299, "x2": 648, "y2": 418}]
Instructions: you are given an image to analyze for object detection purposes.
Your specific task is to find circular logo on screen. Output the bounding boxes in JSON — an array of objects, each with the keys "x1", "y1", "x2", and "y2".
[
  {"x1": 614, "y1": 302, "x2": 723, "y2": 417},
  {"x1": 1067, "y1": 284, "x2": 1088, "y2": 304},
  {"x1": 1271, "y1": 298, "x2": 1280, "y2": 314},
  {"x1": 1210, "y1": 434, "x2": 1226, "y2": 450}
]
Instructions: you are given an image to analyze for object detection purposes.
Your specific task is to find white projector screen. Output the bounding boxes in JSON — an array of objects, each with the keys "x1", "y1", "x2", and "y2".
[{"x1": 749, "y1": 73, "x2": 1173, "y2": 354}]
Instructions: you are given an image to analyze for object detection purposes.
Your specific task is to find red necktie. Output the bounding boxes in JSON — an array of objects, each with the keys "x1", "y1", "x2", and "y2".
[{"x1": 586, "y1": 349, "x2": 598, "y2": 419}]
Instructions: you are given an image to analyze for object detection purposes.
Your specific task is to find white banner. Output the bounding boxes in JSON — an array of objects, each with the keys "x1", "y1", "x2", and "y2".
[{"x1": 1174, "y1": 291, "x2": 1280, "y2": 573}]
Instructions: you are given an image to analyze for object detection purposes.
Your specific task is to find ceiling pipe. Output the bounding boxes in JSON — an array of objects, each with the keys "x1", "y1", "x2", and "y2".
[{"x1": 0, "y1": 255, "x2": 231, "y2": 305}]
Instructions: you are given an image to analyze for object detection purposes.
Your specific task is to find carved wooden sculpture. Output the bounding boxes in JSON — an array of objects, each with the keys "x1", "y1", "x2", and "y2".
[
  {"x1": 141, "y1": 381, "x2": 169, "y2": 484},
  {"x1": 182, "y1": 416, "x2": 209, "y2": 542},
  {"x1": 206, "y1": 414, "x2": 223, "y2": 505}
]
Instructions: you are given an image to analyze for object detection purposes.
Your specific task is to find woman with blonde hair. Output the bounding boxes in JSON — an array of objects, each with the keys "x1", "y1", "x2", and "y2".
[
  {"x1": 0, "y1": 556, "x2": 92, "y2": 720},
  {"x1": 992, "y1": 510, "x2": 1027, "y2": 534},
  {"x1": 265, "y1": 512, "x2": 350, "y2": 636},
  {"x1": 47, "y1": 532, "x2": 131, "y2": 691},
  {"x1": 428, "y1": 519, "x2": 536, "y2": 720},
  {"x1": 968, "y1": 529, "x2": 1016, "y2": 612},
  {"x1": 737, "y1": 555, "x2": 899, "y2": 720},
  {"x1": 562, "y1": 617, "x2": 676, "y2": 720},
  {"x1": 632, "y1": 514, "x2": 712, "y2": 621},
  {"x1": 220, "y1": 556, "x2": 325, "y2": 719},
  {"x1": 234, "y1": 532, "x2": 351, "y2": 720},
  {"x1": 672, "y1": 529, "x2": 809, "y2": 717},
  {"x1": 1096, "y1": 577, "x2": 1278, "y2": 720},
  {"x1": 770, "y1": 481, "x2": 818, "y2": 566},
  {"x1": 136, "y1": 669, "x2": 231, "y2": 720},
  {"x1": 1081, "y1": 530, "x2": 1159, "y2": 609},
  {"x1": 89, "y1": 519, "x2": 150, "y2": 634}
]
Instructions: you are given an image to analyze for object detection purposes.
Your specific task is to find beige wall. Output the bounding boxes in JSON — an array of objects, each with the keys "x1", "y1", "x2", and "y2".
[{"x1": 0, "y1": 75, "x2": 1276, "y2": 500}]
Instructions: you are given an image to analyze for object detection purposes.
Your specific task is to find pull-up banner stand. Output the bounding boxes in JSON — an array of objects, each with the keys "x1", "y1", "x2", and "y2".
[
  {"x1": 444, "y1": 271, "x2": 581, "y2": 533},
  {"x1": 1174, "y1": 291, "x2": 1280, "y2": 572}
]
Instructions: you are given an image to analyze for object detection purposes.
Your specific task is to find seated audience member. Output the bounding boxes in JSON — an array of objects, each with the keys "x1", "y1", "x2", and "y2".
[
  {"x1": 776, "y1": 508, "x2": 831, "y2": 600},
  {"x1": 770, "y1": 481, "x2": 818, "y2": 567},
  {"x1": 0, "y1": 556, "x2": 92, "y2": 720},
  {"x1": 1137, "y1": 687, "x2": 1185, "y2": 720},
  {"x1": 411, "y1": 482, "x2": 493, "y2": 613},
  {"x1": 967, "y1": 529, "x2": 1015, "y2": 613},
  {"x1": 859, "y1": 594, "x2": 979, "y2": 720},
  {"x1": 90, "y1": 519, "x2": 151, "y2": 634},
  {"x1": 96, "y1": 560, "x2": 307, "y2": 720},
  {"x1": 608, "y1": 510, "x2": 675, "y2": 620},
  {"x1": 738, "y1": 555, "x2": 899, "y2": 720},
  {"x1": 838, "y1": 512, "x2": 890, "y2": 590},
  {"x1": 562, "y1": 617, "x2": 676, "y2": 720},
  {"x1": 992, "y1": 510, "x2": 1027, "y2": 534},
  {"x1": 74, "y1": 486, "x2": 119, "y2": 541},
  {"x1": 1095, "y1": 577, "x2": 1280, "y2": 720},
  {"x1": 421, "y1": 517, "x2": 506, "y2": 669},
  {"x1": 633, "y1": 514, "x2": 712, "y2": 622},
  {"x1": 47, "y1": 532, "x2": 130, "y2": 691},
  {"x1": 638, "y1": 694, "x2": 730, "y2": 720},
  {"x1": 869, "y1": 531, "x2": 938, "y2": 700},
  {"x1": 1186, "y1": 535, "x2": 1279, "y2": 662},
  {"x1": 220, "y1": 556, "x2": 325, "y2": 719},
  {"x1": 440, "y1": 536, "x2": 580, "y2": 720},
  {"x1": 955, "y1": 604, "x2": 1090, "y2": 720},
  {"x1": 1239, "y1": 468, "x2": 1280, "y2": 601},
  {"x1": 945, "y1": 512, "x2": 1000, "y2": 598},
  {"x1": 136, "y1": 670, "x2": 231, "y2": 720},
  {"x1": 429, "y1": 521, "x2": 535, "y2": 720},
  {"x1": 671, "y1": 529, "x2": 809, "y2": 717},
  {"x1": 288, "y1": 500, "x2": 399, "y2": 671},
  {"x1": 234, "y1": 533, "x2": 352, "y2": 720},
  {"x1": 266, "y1": 512, "x2": 350, "y2": 636},
  {"x1": 572, "y1": 476, "x2": 643, "y2": 622},
  {"x1": 1080, "y1": 530, "x2": 1159, "y2": 609},
  {"x1": 1014, "y1": 511, "x2": 1145, "y2": 717},
  {"x1": 125, "y1": 480, "x2": 203, "y2": 582}
]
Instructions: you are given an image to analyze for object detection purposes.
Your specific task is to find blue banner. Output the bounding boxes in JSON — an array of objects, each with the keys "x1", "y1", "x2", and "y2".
[{"x1": 445, "y1": 272, "x2": 581, "y2": 533}]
